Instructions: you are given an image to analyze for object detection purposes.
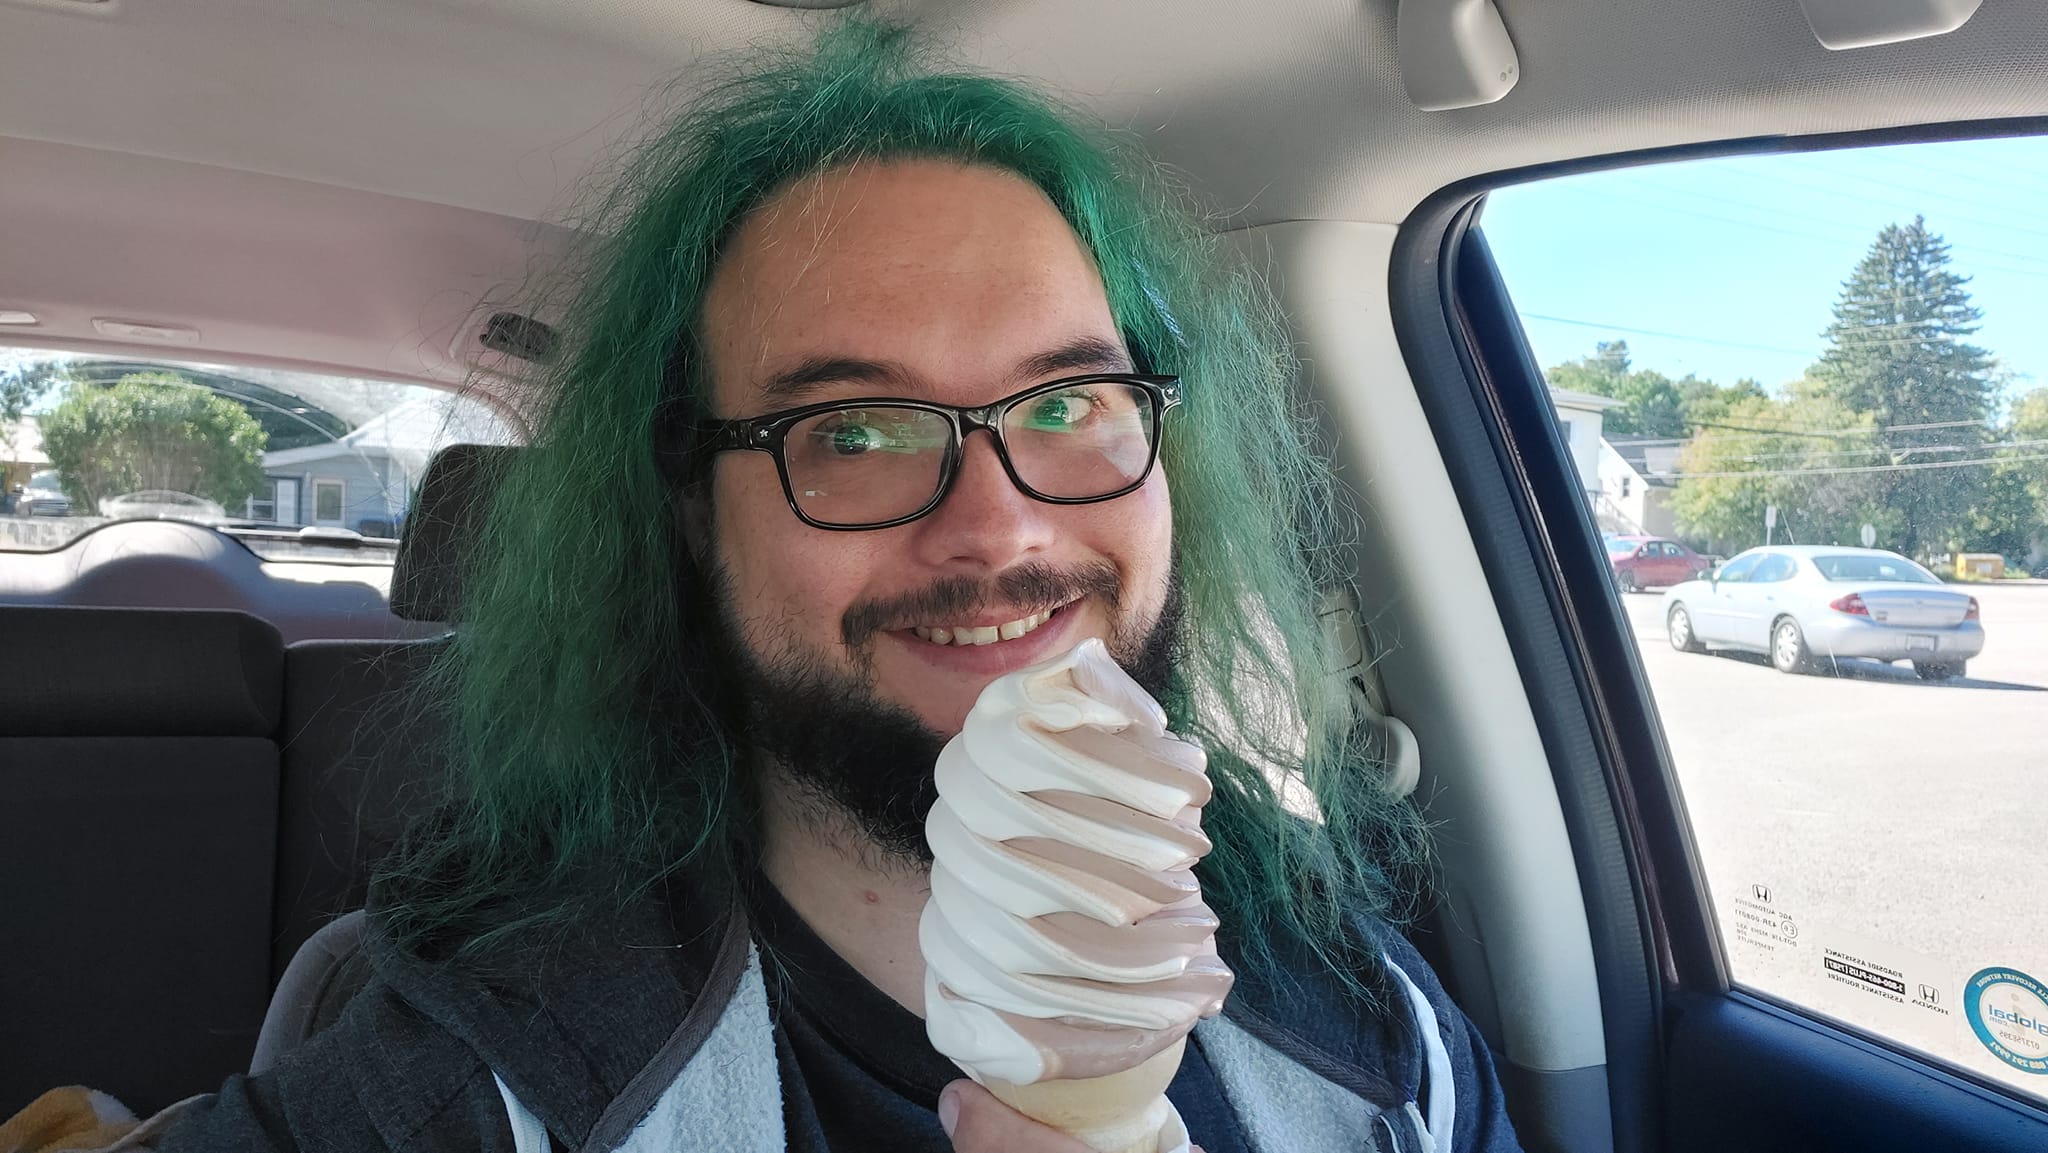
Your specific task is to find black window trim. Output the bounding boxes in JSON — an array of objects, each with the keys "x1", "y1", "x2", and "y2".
[{"x1": 1390, "y1": 113, "x2": 2048, "y2": 1146}]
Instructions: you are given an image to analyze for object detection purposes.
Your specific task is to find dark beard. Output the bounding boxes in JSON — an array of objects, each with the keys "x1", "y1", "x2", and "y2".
[{"x1": 714, "y1": 561, "x2": 1185, "y2": 864}]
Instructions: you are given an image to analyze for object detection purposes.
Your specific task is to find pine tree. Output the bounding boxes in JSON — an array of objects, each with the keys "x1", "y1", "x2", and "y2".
[{"x1": 1808, "y1": 216, "x2": 1995, "y2": 556}]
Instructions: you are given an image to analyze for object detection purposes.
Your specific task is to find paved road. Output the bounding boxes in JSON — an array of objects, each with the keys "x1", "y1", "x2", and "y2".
[{"x1": 1619, "y1": 583, "x2": 2047, "y2": 1095}]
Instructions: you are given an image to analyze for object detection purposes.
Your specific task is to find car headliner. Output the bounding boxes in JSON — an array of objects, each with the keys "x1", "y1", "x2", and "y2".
[{"x1": 3, "y1": 0, "x2": 2047, "y2": 387}]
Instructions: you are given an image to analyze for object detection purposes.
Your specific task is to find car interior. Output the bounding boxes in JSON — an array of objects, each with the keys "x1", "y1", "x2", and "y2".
[{"x1": 4, "y1": 2, "x2": 2046, "y2": 1152}]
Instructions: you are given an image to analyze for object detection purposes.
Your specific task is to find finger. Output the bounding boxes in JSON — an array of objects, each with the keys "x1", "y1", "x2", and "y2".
[{"x1": 940, "y1": 1079, "x2": 1099, "y2": 1153}]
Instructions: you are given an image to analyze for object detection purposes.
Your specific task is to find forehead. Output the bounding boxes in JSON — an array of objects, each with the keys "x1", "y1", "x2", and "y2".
[{"x1": 699, "y1": 159, "x2": 1125, "y2": 412}]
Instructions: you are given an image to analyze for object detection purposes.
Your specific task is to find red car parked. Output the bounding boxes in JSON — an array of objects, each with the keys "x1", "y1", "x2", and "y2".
[{"x1": 1606, "y1": 535, "x2": 1712, "y2": 591}]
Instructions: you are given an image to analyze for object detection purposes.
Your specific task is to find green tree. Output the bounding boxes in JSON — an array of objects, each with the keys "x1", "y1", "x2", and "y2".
[
  {"x1": 1, "y1": 359, "x2": 68, "y2": 469},
  {"x1": 1678, "y1": 375, "x2": 1767, "y2": 430},
  {"x1": 39, "y1": 372, "x2": 269, "y2": 513},
  {"x1": 1671, "y1": 392, "x2": 1896, "y2": 554},
  {"x1": 1548, "y1": 340, "x2": 1761, "y2": 439},
  {"x1": 1548, "y1": 341, "x2": 1684, "y2": 437},
  {"x1": 1993, "y1": 387, "x2": 2048, "y2": 562},
  {"x1": 1806, "y1": 216, "x2": 1996, "y2": 556}
]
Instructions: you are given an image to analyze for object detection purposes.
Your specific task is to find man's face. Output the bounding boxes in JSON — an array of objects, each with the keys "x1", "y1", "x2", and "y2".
[{"x1": 700, "y1": 159, "x2": 1176, "y2": 743}]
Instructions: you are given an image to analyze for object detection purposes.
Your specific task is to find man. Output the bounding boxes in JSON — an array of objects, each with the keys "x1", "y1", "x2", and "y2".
[{"x1": 162, "y1": 19, "x2": 1519, "y2": 1153}]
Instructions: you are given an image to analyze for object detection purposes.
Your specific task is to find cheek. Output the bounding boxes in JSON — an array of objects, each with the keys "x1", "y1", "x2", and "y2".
[
  {"x1": 1121, "y1": 471, "x2": 1175, "y2": 589},
  {"x1": 711, "y1": 462, "x2": 860, "y2": 646}
]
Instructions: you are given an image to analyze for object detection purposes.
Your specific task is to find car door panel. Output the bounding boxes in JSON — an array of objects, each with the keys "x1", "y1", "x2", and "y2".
[
  {"x1": 1693, "y1": 557, "x2": 1756, "y2": 644},
  {"x1": 1666, "y1": 993, "x2": 2047, "y2": 1153}
]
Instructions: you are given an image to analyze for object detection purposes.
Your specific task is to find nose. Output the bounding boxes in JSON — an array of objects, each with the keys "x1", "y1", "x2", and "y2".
[{"x1": 909, "y1": 430, "x2": 1054, "y2": 571}]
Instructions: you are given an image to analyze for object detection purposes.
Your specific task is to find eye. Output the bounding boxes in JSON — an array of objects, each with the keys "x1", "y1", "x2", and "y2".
[
  {"x1": 813, "y1": 414, "x2": 888, "y2": 456},
  {"x1": 1023, "y1": 390, "x2": 1095, "y2": 430}
]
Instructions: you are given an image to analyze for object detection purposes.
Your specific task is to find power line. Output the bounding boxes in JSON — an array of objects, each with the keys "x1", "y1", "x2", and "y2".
[
  {"x1": 1523, "y1": 313, "x2": 1814, "y2": 356},
  {"x1": 1610, "y1": 421, "x2": 2016, "y2": 455},
  {"x1": 1708, "y1": 436, "x2": 2048, "y2": 465},
  {"x1": 1667, "y1": 450, "x2": 2048, "y2": 480}
]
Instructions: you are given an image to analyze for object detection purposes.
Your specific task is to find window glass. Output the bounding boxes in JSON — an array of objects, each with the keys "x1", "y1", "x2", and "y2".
[
  {"x1": 1751, "y1": 554, "x2": 1797, "y2": 583},
  {"x1": 1714, "y1": 553, "x2": 1761, "y2": 583},
  {"x1": 1815, "y1": 554, "x2": 1943, "y2": 584},
  {"x1": 1, "y1": 350, "x2": 520, "y2": 562},
  {"x1": 1486, "y1": 135, "x2": 2048, "y2": 1102}
]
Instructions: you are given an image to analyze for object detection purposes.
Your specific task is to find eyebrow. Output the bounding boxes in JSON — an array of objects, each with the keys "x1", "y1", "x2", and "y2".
[{"x1": 756, "y1": 335, "x2": 1137, "y2": 406}]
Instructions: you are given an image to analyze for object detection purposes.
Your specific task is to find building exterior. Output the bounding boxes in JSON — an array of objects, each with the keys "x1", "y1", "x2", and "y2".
[
  {"x1": 255, "y1": 393, "x2": 514, "y2": 537},
  {"x1": 1598, "y1": 436, "x2": 1682, "y2": 537},
  {"x1": 1549, "y1": 387, "x2": 1624, "y2": 497}
]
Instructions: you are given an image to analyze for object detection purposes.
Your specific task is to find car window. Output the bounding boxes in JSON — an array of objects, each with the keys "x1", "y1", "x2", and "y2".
[
  {"x1": 1815, "y1": 554, "x2": 1943, "y2": 584},
  {"x1": 1, "y1": 350, "x2": 519, "y2": 563},
  {"x1": 1713, "y1": 553, "x2": 1760, "y2": 583},
  {"x1": 1608, "y1": 538, "x2": 1640, "y2": 554},
  {"x1": 1659, "y1": 542, "x2": 1684, "y2": 557},
  {"x1": 1750, "y1": 554, "x2": 1797, "y2": 583},
  {"x1": 1487, "y1": 135, "x2": 2047, "y2": 1104}
]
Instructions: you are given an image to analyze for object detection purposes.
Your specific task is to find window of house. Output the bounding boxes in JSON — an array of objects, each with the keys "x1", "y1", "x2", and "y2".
[
  {"x1": 1485, "y1": 134, "x2": 2048, "y2": 1104},
  {"x1": 312, "y1": 479, "x2": 344, "y2": 525}
]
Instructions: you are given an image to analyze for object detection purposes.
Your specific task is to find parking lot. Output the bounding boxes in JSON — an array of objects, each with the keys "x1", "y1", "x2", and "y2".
[{"x1": 1619, "y1": 582, "x2": 2047, "y2": 1092}]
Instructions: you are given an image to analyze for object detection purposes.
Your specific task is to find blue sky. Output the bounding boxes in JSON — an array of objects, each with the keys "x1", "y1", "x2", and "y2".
[{"x1": 1483, "y1": 135, "x2": 2048, "y2": 414}]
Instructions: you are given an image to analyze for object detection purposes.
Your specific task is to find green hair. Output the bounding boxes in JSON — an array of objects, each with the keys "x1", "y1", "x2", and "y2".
[{"x1": 379, "y1": 18, "x2": 1432, "y2": 1001}]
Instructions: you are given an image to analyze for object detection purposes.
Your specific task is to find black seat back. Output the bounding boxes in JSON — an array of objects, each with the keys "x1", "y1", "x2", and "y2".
[
  {"x1": 271, "y1": 637, "x2": 446, "y2": 979},
  {"x1": 0, "y1": 607, "x2": 284, "y2": 1116}
]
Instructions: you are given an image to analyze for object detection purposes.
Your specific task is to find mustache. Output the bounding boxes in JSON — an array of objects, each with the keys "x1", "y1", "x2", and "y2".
[{"x1": 840, "y1": 560, "x2": 1124, "y2": 647}]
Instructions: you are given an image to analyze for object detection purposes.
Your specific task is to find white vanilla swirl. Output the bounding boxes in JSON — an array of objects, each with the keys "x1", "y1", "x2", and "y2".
[{"x1": 920, "y1": 638, "x2": 1233, "y2": 1085}]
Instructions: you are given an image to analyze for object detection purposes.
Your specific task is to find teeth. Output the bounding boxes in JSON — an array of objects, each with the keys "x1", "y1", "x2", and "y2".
[{"x1": 912, "y1": 609, "x2": 1056, "y2": 646}]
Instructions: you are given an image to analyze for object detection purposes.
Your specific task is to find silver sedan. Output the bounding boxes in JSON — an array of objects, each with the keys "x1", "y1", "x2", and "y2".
[{"x1": 1662, "y1": 546, "x2": 1985, "y2": 680}]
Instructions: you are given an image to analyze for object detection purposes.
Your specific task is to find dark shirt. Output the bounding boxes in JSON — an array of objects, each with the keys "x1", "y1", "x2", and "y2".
[{"x1": 748, "y1": 878, "x2": 1250, "y2": 1153}]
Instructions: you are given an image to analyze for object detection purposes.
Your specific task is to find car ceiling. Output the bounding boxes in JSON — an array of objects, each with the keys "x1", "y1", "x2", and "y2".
[{"x1": 3, "y1": 0, "x2": 2047, "y2": 388}]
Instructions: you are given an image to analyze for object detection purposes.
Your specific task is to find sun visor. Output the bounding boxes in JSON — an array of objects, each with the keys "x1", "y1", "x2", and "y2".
[
  {"x1": 1397, "y1": 0, "x2": 1521, "y2": 112},
  {"x1": 1797, "y1": 0, "x2": 1983, "y2": 50}
]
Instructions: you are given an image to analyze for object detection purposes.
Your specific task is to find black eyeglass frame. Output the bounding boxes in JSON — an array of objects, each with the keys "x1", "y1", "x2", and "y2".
[{"x1": 696, "y1": 372, "x2": 1183, "y2": 531}]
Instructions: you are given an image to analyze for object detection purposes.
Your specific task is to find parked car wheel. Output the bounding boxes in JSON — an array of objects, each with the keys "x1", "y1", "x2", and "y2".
[
  {"x1": 1913, "y1": 660, "x2": 1964, "y2": 682},
  {"x1": 1668, "y1": 603, "x2": 1705, "y2": 653},
  {"x1": 1771, "y1": 616, "x2": 1811, "y2": 675},
  {"x1": 1618, "y1": 568, "x2": 1639, "y2": 593}
]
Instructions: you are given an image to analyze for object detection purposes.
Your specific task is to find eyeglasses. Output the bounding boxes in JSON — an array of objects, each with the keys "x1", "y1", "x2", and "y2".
[{"x1": 696, "y1": 373, "x2": 1181, "y2": 530}]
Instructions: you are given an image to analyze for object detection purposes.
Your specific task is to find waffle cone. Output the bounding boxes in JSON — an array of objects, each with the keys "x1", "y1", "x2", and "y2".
[{"x1": 978, "y1": 1038, "x2": 1185, "y2": 1153}]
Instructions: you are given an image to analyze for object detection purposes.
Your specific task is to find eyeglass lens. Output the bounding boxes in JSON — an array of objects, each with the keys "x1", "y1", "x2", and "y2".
[{"x1": 782, "y1": 380, "x2": 1157, "y2": 527}]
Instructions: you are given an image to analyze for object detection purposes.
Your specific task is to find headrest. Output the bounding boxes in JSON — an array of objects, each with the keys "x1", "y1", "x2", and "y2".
[
  {"x1": 390, "y1": 444, "x2": 519, "y2": 622},
  {"x1": 0, "y1": 606, "x2": 282, "y2": 736}
]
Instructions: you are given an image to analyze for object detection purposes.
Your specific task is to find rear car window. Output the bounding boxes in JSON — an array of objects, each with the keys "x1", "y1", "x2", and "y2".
[
  {"x1": 2, "y1": 350, "x2": 519, "y2": 563},
  {"x1": 1814, "y1": 554, "x2": 1942, "y2": 583}
]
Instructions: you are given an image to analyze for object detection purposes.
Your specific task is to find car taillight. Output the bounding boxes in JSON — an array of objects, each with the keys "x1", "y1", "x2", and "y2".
[
  {"x1": 1966, "y1": 597, "x2": 1980, "y2": 621},
  {"x1": 1830, "y1": 594, "x2": 1870, "y2": 617}
]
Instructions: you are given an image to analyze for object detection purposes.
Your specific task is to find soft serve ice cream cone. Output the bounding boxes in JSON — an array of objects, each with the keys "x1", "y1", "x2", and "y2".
[{"x1": 920, "y1": 638, "x2": 1232, "y2": 1153}]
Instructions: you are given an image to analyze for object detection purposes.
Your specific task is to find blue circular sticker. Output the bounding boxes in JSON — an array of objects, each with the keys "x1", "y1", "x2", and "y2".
[{"x1": 1964, "y1": 967, "x2": 2048, "y2": 1075}]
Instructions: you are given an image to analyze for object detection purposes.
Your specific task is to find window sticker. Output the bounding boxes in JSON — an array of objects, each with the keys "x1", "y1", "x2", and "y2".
[
  {"x1": 1965, "y1": 968, "x2": 2048, "y2": 1077},
  {"x1": 1722, "y1": 877, "x2": 2046, "y2": 1100}
]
